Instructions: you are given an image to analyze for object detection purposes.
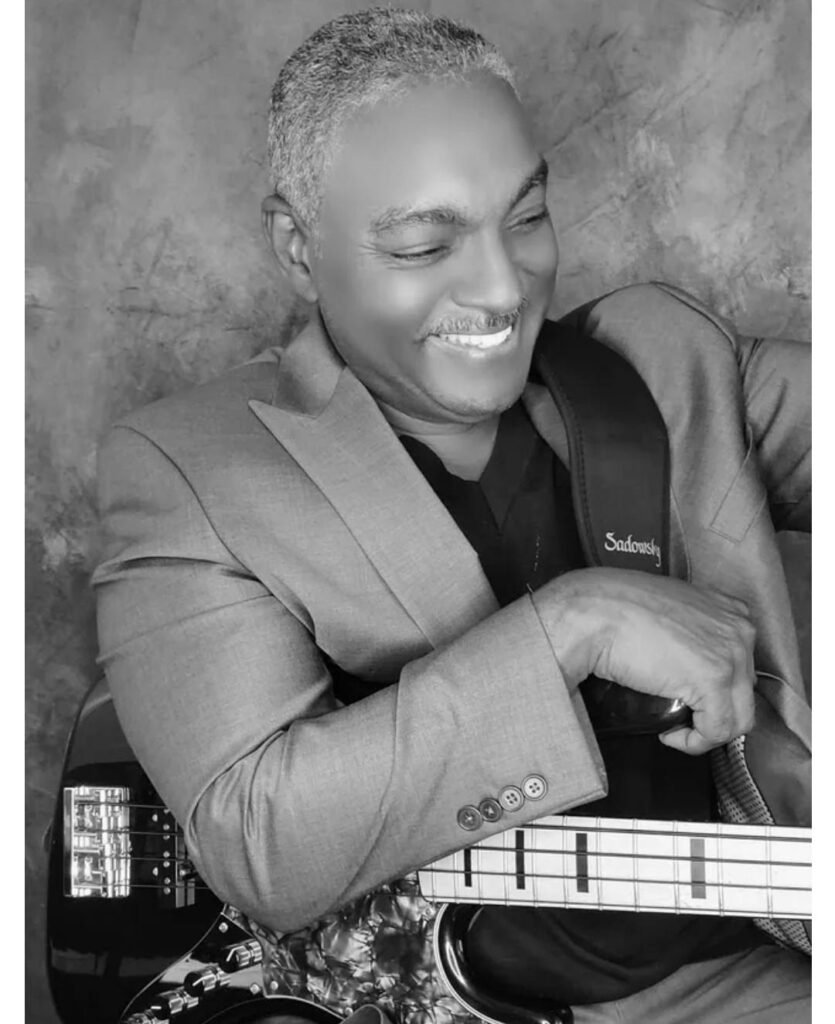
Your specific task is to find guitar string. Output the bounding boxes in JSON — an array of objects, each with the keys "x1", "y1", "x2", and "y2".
[
  {"x1": 70, "y1": 882, "x2": 216, "y2": 892},
  {"x1": 73, "y1": 853, "x2": 811, "y2": 890},
  {"x1": 81, "y1": 845, "x2": 810, "y2": 874},
  {"x1": 420, "y1": 865, "x2": 810, "y2": 893},
  {"x1": 67, "y1": 800, "x2": 164, "y2": 810},
  {"x1": 425, "y1": 845, "x2": 811, "y2": 868},
  {"x1": 71, "y1": 827, "x2": 810, "y2": 871},
  {"x1": 74, "y1": 862, "x2": 809, "y2": 895},
  {"x1": 70, "y1": 815, "x2": 811, "y2": 846},
  {"x1": 69, "y1": 878, "x2": 810, "y2": 910},
  {"x1": 74, "y1": 857, "x2": 809, "y2": 894},
  {"x1": 73, "y1": 828, "x2": 181, "y2": 838},
  {"x1": 69, "y1": 848, "x2": 811, "y2": 898},
  {"x1": 519, "y1": 821, "x2": 811, "y2": 844}
]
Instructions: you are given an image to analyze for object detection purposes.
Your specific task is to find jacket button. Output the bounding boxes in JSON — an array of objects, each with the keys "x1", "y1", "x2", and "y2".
[
  {"x1": 498, "y1": 785, "x2": 525, "y2": 811},
  {"x1": 457, "y1": 805, "x2": 483, "y2": 831},
  {"x1": 521, "y1": 774, "x2": 548, "y2": 800},
  {"x1": 478, "y1": 797, "x2": 503, "y2": 823}
]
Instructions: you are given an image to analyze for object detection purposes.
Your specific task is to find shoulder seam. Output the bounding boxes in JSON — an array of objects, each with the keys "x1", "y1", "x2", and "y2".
[
  {"x1": 103, "y1": 424, "x2": 250, "y2": 572},
  {"x1": 649, "y1": 281, "x2": 737, "y2": 352}
]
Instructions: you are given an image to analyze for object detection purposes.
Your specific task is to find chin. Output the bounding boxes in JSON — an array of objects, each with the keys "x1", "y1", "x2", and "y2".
[{"x1": 435, "y1": 386, "x2": 524, "y2": 422}]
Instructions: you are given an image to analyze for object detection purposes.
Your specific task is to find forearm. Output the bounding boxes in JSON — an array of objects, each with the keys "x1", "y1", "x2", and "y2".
[{"x1": 101, "y1": 588, "x2": 605, "y2": 933}]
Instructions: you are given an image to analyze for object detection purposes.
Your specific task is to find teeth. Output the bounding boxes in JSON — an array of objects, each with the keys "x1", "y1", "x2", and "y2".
[{"x1": 437, "y1": 326, "x2": 513, "y2": 349}]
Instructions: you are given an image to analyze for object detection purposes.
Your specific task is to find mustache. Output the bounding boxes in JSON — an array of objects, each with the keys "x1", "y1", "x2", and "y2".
[{"x1": 425, "y1": 298, "x2": 528, "y2": 337}]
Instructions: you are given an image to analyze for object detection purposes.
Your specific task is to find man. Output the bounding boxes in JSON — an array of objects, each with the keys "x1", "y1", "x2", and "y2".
[{"x1": 93, "y1": 8, "x2": 811, "y2": 1023}]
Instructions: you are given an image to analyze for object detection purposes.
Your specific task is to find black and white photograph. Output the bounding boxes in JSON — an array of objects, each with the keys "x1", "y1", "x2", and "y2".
[{"x1": 25, "y1": 3, "x2": 813, "y2": 1022}]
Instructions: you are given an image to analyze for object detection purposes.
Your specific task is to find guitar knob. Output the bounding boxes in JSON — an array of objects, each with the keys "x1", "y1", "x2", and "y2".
[
  {"x1": 183, "y1": 964, "x2": 224, "y2": 996},
  {"x1": 147, "y1": 990, "x2": 186, "y2": 1019},
  {"x1": 220, "y1": 938, "x2": 263, "y2": 972}
]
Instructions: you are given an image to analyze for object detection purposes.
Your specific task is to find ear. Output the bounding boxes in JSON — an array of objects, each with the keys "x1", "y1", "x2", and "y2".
[{"x1": 261, "y1": 195, "x2": 318, "y2": 303}]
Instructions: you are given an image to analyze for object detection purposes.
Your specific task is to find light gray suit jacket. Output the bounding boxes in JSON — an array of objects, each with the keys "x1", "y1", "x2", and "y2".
[{"x1": 93, "y1": 283, "x2": 811, "y2": 933}]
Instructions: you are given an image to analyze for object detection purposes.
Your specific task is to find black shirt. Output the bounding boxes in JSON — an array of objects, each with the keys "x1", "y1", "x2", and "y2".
[{"x1": 400, "y1": 401, "x2": 763, "y2": 1006}]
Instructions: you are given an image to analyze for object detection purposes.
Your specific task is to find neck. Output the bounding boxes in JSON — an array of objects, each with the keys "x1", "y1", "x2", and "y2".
[
  {"x1": 377, "y1": 401, "x2": 501, "y2": 481},
  {"x1": 418, "y1": 812, "x2": 812, "y2": 921}
]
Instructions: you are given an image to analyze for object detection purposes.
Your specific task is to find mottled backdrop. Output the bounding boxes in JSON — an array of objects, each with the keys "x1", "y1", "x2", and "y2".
[{"x1": 25, "y1": 1, "x2": 811, "y2": 1021}]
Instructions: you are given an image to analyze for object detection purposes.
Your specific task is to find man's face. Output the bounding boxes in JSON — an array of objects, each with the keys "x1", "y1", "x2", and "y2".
[{"x1": 310, "y1": 73, "x2": 559, "y2": 426}]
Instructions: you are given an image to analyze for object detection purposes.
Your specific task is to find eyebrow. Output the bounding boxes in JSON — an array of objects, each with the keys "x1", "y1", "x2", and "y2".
[{"x1": 368, "y1": 157, "x2": 549, "y2": 236}]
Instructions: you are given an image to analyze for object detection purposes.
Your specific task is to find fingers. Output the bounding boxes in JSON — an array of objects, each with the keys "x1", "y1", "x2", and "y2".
[
  {"x1": 545, "y1": 570, "x2": 760, "y2": 755},
  {"x1": 662, "y1": 608, "x2": 756, "y2": 756},
  {"x1": 658, "y1": 707, "x2": 754, "y2": 756}
]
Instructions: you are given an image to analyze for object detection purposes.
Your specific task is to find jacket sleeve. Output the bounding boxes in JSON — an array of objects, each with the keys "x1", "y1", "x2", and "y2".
[
  {"x1": 649, "y1": 283, "x2": 811, "y2": 533},
  {"x1": 736, "y1": 335, "x2": 811, "y2": 533},
  {"x1": 93, "y1": 425, "x2": 607, "y2": 934}
]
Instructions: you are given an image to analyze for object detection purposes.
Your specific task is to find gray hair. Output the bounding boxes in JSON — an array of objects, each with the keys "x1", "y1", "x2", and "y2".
[{"x1": 267, "y1": 7, "x2": 517, "y2": 229}]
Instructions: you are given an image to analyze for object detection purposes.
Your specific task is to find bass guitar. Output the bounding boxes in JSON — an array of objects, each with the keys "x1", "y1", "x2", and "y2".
[{"x1": 47, "y1": 679, "x2": 810, "y2": 1024}]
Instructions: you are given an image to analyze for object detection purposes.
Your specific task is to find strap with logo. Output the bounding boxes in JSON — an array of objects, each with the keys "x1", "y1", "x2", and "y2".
[{"x1": 534, "y1": 321, "x2": 689, "y2": 736}]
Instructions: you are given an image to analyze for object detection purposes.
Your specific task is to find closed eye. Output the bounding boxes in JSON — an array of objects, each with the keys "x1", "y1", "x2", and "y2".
[
  {"x1": 389, "y1": 246, "x2": 449, "y2": 263},
  {"x1": 510, "y1": 209, "x2": 549, "y2": 230}
]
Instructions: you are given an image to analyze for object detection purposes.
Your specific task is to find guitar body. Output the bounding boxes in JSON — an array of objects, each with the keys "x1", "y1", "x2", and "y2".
[
  {"x1": 46, "y1": 681, "x2": 810, "y2": 1024},
  {"x1": 46, "y1": 681, "x2": 336, "y2": 1024},
  {"x1": 45, "y1": 681, "x2": 474, "y2": 1024}
]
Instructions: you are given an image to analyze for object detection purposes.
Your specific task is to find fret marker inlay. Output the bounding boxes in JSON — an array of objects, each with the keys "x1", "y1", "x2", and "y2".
[
  {"x1": 515, "y1": 830, "x2": 526, "y2": 889},
  {"x1": 576, "y1": 832, "x2": 589, "y2": 893},
  {"x1": 415, "y1": 813, "x2": 810, "y2": 923},
  {"x1": 690, "y1": 837, "x2": 706, "y2": 899}
]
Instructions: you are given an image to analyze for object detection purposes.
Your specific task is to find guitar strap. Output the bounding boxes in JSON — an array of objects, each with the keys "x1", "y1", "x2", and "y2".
[
  {"x1": 532, "y1": 319, "x2": 670, "y2": 577},
  {"x1": 533, "y1": 321, "x2": 687, "y2": 737}
]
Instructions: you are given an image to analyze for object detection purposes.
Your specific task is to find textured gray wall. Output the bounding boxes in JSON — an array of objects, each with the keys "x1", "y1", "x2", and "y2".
[{"x1": 25, "y1": 1, "x2": 810, "y2": 1020}]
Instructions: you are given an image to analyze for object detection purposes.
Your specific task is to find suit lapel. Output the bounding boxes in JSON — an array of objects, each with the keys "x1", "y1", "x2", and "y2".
[{"x1": 249, "y1": 318, "x2": 499, "y2": 649}]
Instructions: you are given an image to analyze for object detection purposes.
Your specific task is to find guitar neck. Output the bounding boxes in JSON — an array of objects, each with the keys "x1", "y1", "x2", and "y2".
[{"x1": 418, "y1": 814, "x2": 811, "y2": 920}]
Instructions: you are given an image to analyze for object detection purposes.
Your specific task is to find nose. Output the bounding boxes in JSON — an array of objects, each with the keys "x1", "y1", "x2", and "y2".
[{"x1": 450, "y1": 231, "x2": 523, "y2": 317}]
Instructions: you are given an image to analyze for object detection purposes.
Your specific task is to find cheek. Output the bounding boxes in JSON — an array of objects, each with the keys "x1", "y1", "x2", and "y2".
[
  {"x1": 326, "y1": 257, "x2": 447, "y2": 343},
  {"x1": 316, "y1": 259, "x2": 450, "y2": 385},
  {"x1": 513, "y1": 224, "x2": 559, "y2": 295}
]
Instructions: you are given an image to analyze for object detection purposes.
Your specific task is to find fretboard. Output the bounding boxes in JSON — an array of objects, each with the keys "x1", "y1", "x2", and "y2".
[{"x1": 417, "y1": 814, "x2": 811, "y2": 919}]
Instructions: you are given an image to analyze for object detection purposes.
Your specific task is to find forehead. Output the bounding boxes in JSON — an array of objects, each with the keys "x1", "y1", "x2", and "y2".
[{"x1": 317, "y1": 74, "x2": 542, "y2": 235}]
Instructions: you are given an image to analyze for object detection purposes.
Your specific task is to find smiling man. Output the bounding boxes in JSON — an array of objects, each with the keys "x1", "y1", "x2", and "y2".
[
  {"x1": 93, "y1": 9, "x2": 811, "y2": 1023},
  {"x1": 264, "y1": 65, "x2": 559, "y2": 478}
]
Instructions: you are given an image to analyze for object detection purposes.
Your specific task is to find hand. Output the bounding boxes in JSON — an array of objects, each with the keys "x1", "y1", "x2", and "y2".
[{"x1": 531, "y1": 568, "x2": 756, "y2": 755}]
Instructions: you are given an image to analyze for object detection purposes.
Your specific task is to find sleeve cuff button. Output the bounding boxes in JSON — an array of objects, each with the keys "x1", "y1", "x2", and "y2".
[
  {"x1": 457, "y1": 805, "x2": 483, "y2": 830},
  {"x1": 478, "y1": 797, "x2": 503, "y2": 823},
  {"x1": 498, "y1": 785, "x2": 525, "y2": 811},
  {"x1": 521, "y1": 774, "x2": 548, "y2": 800}
]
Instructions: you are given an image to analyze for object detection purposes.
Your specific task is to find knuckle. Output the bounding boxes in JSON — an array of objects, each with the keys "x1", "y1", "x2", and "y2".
[
  {"x1": 697, "y1": 708, "x2": 734, "y2": 744},
  {"x1": 736, "y1": 618, "x2": 756, "y2": 643},
  {"x1": 712, "y1": 589, "x2": 749, "y2": 616},
  {"x1": 724, "y1": 593, "x2": 751, "y2": 616}
]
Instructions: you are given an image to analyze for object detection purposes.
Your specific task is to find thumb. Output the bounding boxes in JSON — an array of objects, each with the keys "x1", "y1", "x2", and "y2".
[{"x1": 658, "y1": 725, "x2": 715, "y2": 757}]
